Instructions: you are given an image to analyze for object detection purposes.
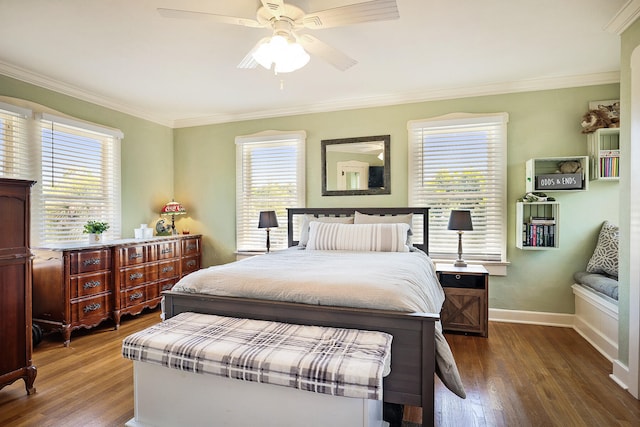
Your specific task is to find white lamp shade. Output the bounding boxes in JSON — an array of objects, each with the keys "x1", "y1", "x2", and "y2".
[{"x1": 252, "y1": 35, "x2": 310, "y2": 73}]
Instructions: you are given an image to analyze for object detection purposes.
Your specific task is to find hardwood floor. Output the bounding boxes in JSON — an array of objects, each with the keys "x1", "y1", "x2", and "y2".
[{"x1": 1, "y1": 309, "x2": 639, "y2": 427}]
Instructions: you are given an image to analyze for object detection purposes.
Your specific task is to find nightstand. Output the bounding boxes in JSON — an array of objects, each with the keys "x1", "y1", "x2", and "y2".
[{"x1": 436, "y1": 263, "x2": 489, "y2": 337}]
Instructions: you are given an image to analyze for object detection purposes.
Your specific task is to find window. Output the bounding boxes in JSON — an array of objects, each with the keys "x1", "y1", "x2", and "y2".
[
  {"x1": 0, "y1": 98, "x2": 122, "y2": 246},
  {"x1": 0, "y1": 101, "x2": 32, "y2": 180},
  {"x1": 36, "y1": 113, "x2": 122, "y2": 244},
  {"x1": 236, "y1": 130, "x2": 306, "y2": 252},
  {"x1": 408, "y1": 113, "x2": 508, "y2": 262}
]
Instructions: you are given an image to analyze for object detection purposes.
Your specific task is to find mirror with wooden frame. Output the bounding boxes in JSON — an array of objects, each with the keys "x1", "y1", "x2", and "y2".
[{"x1": 321, "y1": 135, "x2": 390, "y2": 196}]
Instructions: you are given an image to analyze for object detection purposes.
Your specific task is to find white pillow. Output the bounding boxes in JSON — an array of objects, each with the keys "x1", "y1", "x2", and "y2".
[
  {"x1": 297, "y1": 214, "x2": 354, "y2": 247},
  {"x1": 306, "y1": 222, "x2": 410, "y2": 252},
  {"x1": 354, "y1": 211, "x2": 414, "y2": 244}
]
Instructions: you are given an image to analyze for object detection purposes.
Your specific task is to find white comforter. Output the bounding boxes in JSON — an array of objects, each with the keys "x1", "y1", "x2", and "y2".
[{"x1": 171, "y1": 247, "x2": 466, "y2": 398}]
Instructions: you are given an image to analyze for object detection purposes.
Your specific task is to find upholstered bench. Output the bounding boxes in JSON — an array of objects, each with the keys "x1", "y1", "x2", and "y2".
[
  {"x1": 572, "y1": 221, "x2": 619, "y2": 361},
  {"x1": 122, "y1": 312, "x2": 392, "y2": 427}
]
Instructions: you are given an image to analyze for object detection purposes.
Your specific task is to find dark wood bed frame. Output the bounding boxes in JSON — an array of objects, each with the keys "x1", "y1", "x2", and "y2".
[{"x1": 163, "y1": 207, "x2": 437, "y2": 427}]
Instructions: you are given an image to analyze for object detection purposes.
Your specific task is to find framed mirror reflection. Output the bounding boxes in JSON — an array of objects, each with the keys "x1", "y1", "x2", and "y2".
[{"x1": 321, "y1": 135, "x2": 390, "y2": 196}]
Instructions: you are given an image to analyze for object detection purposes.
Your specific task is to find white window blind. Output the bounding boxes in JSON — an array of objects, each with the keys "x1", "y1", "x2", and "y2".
[
  {"x1": 0, "y1": 101, "x2": 33, "y2": 180},
  {"x1": 236, "y1": 130, "x2": 306, "y2": 251},
  {"x1": 408, "y1": 113, "x2": 508, "y2": 262},
  {"x1": 35, "y1": 113, "x2": 122, "y2": 245}
]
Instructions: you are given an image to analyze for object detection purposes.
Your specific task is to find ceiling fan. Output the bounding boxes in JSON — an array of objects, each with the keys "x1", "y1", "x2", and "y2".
[{"x1": 158, "y1": 0, "x2": 399, "y2": 73}]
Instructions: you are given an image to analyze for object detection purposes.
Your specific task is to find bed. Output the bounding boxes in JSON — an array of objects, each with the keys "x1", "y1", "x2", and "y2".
[{"x1": 162, "y1": 207, "x2": 465, "y2": 427}]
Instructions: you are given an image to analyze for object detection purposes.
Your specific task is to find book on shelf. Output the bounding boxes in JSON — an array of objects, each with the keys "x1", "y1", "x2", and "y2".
[
  {"x1": 528, "y1": 216, "x2": 556, "y2": 225},
  {"x1": 599, "y1": 155, "x2": 619, "y2": 178},
  {"x1": 599, "y1": 149, "x2": 620, "y2": 157},
  {"x1": 522, "y1": 222, "x2": 555, "y2": 247}
]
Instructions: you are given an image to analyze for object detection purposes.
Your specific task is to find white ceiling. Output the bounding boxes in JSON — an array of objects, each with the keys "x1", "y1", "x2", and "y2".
[{"x1": 0, "y1": 0, "x2": 627, "y2": 128}]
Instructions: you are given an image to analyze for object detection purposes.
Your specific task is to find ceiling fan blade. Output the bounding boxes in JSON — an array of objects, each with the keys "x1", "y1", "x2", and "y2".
[
  {"x1": 157, "y1": 8, "x2": 262, "y2": 28},
  {"x1": 302, "y1": 0, "x2": 399, "y2": 29},
  {"x1": 297, "y1": 34, "x2": 357, "y2": 71},
  {"x1": 237, "y1": 38, "x2": 271, "y2": 69},
  {"x1": 260, "y1": 0, "x2": 285, "y2": 19}
]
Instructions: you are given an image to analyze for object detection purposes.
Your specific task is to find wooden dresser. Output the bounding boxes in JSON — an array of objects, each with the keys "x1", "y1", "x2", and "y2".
[
  {"x1": 0, "y1": 178, "x2": 37, "y2": 395},
  {"x1": 32, "y1": 235, "x2": 201, "y2": 346}
]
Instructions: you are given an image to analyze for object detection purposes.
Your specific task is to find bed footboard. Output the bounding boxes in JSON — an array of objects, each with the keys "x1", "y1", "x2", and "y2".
[{"x1": 163, "y1": 291, "x2": 438, "y2": 427}]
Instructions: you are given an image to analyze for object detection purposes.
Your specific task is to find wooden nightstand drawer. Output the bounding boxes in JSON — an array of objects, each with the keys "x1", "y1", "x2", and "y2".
[{"x1": 439, "y1": 272, "x2": 485, "y2": 289}]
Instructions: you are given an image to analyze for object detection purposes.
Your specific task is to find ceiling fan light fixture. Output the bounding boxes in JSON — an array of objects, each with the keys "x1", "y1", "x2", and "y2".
[{"x1": 252, "y1": 34, "x2": 310, "y2": 74}]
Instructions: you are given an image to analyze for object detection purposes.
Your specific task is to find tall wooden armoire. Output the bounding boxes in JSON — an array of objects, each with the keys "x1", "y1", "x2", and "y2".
[{"x1": 0, "y1": 178, "x2": 36, "y2": 394}]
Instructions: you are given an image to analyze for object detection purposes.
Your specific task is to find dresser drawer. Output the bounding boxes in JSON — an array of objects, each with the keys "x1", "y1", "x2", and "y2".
[
  {"x1": 121, "y1": 285, "x2": 159, "y2": 308},
  {"x1": 71, "y1": 294, "x2": 112, "y2": 324},
  {"x1": 182, "y1": 238, "x2": 200, "y2": 256},
  {"x1": 182, "y1": 255, "x2": 200, "y2": 276},
  {"x1": 156, "y1": 241, "x2": 179, "y2": 260},
  {"x1": 119, "y1": 245, "x2": 147, "y2": 266},
  {"x1": 158, "y1": 260, "x2": 179, "y2": 280},
  {"x1": 70, "y1": 249, "x2": 111, "y2": 274},
  {"x1": 120, "y1": 264, "x2": 159, "y2": 289},
  {"x1": 70, "y1": 271, "x2": 111, "y2": 299},
  {"x1": 439, "y1": 272, "x2": 486, "y2": 289},
  {"x1": 158, "y1": 278, "x2": 178, "y2": 293}
]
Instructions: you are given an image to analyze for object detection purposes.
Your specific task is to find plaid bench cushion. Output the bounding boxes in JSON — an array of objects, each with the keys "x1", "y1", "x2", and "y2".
[{"x1": 122, "y1": 312, "x2": 392, "y2": 400}]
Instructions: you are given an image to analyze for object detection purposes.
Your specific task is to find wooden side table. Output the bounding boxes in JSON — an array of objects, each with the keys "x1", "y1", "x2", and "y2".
[{"x1": 436, "y1": 263, "x2": 489, "y2": 337}]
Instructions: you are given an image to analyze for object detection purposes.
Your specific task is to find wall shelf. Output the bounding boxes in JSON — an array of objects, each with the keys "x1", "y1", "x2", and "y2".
[
  {"x1": 516, "y1": 201, "x2": 559, "y2": 250},
  {"x1": 588, "y1": 128, "x2": 620, "y2": 181},
  {"x1": 525, "y1": 156, "x2": 589, "y2": 192}
]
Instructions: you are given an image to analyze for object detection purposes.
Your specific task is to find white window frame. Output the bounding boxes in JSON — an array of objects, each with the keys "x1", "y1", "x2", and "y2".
[
  {"x1": 0, "y1": 97, "x2": 123, "y2": 246},
  {"x1": 236, "y1": 130, "x2": 306, "y2": 252},
  {"x1": 408, "y1": 112, "x2": 508, "y2": 263}
]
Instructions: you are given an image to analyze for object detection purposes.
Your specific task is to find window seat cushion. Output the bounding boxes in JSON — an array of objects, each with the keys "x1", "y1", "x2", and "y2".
[{"x1": 573, "y1": 271, "x2": 618, "y2": 301}]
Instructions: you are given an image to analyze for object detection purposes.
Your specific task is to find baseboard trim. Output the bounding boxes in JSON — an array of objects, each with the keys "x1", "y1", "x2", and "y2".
[
  {"x1": 611, "y1": 359, "x2": 630, "y2": 391},
  {"x1": 489, "y1": 308, "x2": 574, "y2": 327}
]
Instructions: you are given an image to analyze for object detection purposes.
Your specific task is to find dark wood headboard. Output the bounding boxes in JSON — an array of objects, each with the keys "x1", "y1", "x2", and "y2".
[{"x1": 287, "y1": 207, "x2": 429, "y2": 254}]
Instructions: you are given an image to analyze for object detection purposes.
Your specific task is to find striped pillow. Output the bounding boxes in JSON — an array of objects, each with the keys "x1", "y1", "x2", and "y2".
[{"x1": 306, "y1": 222, "x2": 410, "y2": 252}]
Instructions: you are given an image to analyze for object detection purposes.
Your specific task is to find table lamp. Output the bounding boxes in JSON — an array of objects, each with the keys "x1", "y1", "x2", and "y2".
[
  {"x1": 161, "y1": 200, "x2": 186, "y2": 235},
  {"x1": 448, "y1": 209, "x2": 473, "y2": 267},
  {"x1": 258, "y1": 210, "x2": 278, "y2": 253}
]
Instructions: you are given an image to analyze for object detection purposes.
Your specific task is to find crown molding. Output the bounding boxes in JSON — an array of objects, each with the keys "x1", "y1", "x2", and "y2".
[
  {"x1": 0, "y1": 60, "x2": 174, "y2": 127},
  {"x1": 605, "y1": 0, "x2": 640, "y2": 35},
  {"x1": 0, "y1": 60, "x2": 620, "y2": 129},
  {"x1": 171, "y1": 71, "x2": 621, "y2": 128}
]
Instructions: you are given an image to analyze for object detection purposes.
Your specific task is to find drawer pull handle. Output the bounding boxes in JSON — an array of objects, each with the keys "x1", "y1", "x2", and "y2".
[
  {"x1": 161, "y1": 248, "x2": 173, "y2": 255},
  {"x1": 129, "y1": 272, "x2": 144, "y2": 280},
  {"x1": 455, "y1": 274, "x2": 461, "y2": 280},
  {"x1": 186, "y1": 260, "x2": 196, "y2": 267},
  {"x1": 162, "y1": 283, "x2": 174, "y2": 291},
  {"x1": 83, "y1": 280, "x2": 101, "y2": 289},
  {"x1": 129, "y1": 253, "x2": 143, "y2": 260},
  {"x1": 130, "y1": 292, "x2": 143, "y2": 301},
  {"x1": 83, "y1": 303, "x2": 101, "y2": 313},
  {"x1": 186, "y1": 244, "x2": 196, "y2": 250},
  {"x1": 83, "y1": 258, "x2": 101, "y2": 267},
  {"x1": 161, "y1": 266, "x2": 174, "y2": 273}
]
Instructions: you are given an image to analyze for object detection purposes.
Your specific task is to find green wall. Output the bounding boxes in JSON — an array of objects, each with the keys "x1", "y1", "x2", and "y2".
[
  {"x1": 0, "y1": 74, "x2": 175, "y2": 235},
  {"x1": 0, "y1": 72, "x2": 621, "y2": 316},
  {"x1": 174, "y1": 84, "x2": 620, "y2": 315}
]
